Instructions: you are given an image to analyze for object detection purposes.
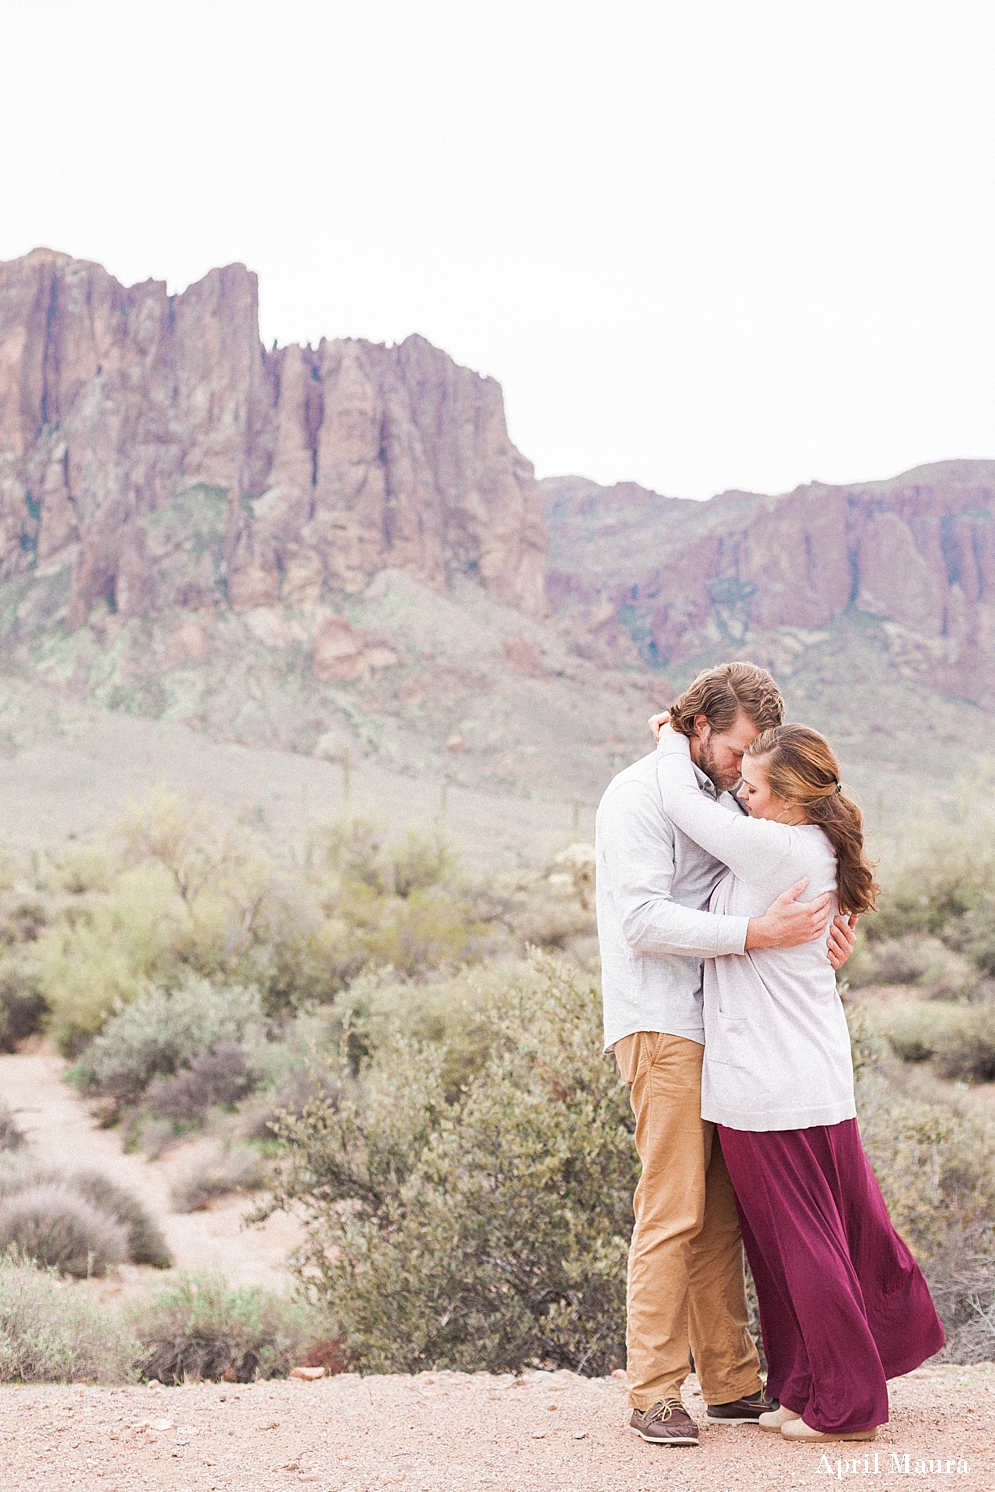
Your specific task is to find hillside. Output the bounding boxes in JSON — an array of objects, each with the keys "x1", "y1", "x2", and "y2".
[
  {"x1": 542, "y1": 461, "x2": 995, "y2": 708},
  {"x1": 0, "y1": 248, "x2": 992, "y2": 864}
]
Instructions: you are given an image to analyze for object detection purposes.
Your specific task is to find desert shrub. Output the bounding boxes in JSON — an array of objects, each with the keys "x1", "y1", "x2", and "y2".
[
  {"x1": 0, "y1": 1105, "x2": 24, "y2": 1153},
  {"x1": 847, "y1": 934, "x2": 975, "y2": 997},
  {"x1": 870, "y1": 800, "x2": 995, "y2": 980},
  {"x1": 858, "y1": 1068, "x2": 995, "y2": 1255},
  {"x1": 29, "y1": 865, "x2": 181, "y2": 1051},
  {"x1": 925, "y1": 1240, "x2": 995, "y2": 1364},
  {"x1": 497, "y1": 845, "x2": 598, "y2": 955},
  {"x1": 146, "y1": 1043, "x2": 257, "y2": 1123},
  {"x1": 871, "y1": 999, "x2": 995, "y2": 1081},
  {"x1": 325, "y1": 815, "x2": 389, "y2": 891},
  {"x1": 0, "y1": 1161, "x2": 171, "y2": 1269},
  {"x1": 857, "y1": 1063, "x2": 995, "y2": 1358},
  {"x1": 169, "y1": 1144, "x2": 266, "y2": 1213},
  {"x1": 874, "y1": 1001, "x2": 952, "y2": 1064},
  {"x1": 390, "y1": 830, "x2": 454, "y2": 898},
  {"x1": 69, "y1": 977, "x2": 264, "y2": 1105},
  {"x1": 0, "y1": 898, "x2": 48, "y2": 944},
  {"x1": 0, "y1": 1254, "x2": 139, "y2": 1383},
  {"x1": 240, "y1": 1066, "x2": 341, "y2": 1143},
  {"x1": 261, "y1": 952, "x2": 635, "y2": 1376},
  {"x1": 131, "y1": 1270, "x2": 310, "y2": 1383},
  {"x1": 337, "y1": 879, "x2": 495, "y2": 979},
  {"x1": 0, "y1": 964, "x2": 47, "y2": 1052},
  {"x1": 931, "y1": 1006, "x2": 995, "y2": 1082},
  {"x1": 234, "y1": 881, "x2": 358, "y2": 1013},
  {"x1": 67, "y1": 1171, "x2": 172, "y2": 1268},
  {"x1": 43, "y1": 843, "x2": 117, "y2": 895},
  {"x1": 0, "y1": 1185, "x2": 128, "y2": 1278},
  {"x1": 340, "y1": 964, "x2": 514, "y2": 1101}
]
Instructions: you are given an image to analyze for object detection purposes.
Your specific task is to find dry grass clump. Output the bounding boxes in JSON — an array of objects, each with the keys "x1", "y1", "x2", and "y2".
[
  {"x1": 0, "y1": 1161, "x2": 171, "y2": 1271},
  {"x1": 66, "y1": 1170, "x2": 172, "y2": 1268},
  {"x1": 131, "y1": 1270, "x2": 311, "y2": 1384},
  {"x1": 0, "y1": 1254, "x2": 139, "y2": 1383},
  {"x1": 0, "y1": 1185, "x2": 128, "y2": 1277},
  {"x1": 169, "y1": 1144, "x2": 267, "y2": 1213}
]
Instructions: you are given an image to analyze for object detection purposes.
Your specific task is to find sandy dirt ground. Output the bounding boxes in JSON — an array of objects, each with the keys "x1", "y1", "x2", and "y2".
[
  {"x1": 2, "y1": 1050, "x2": 302, "y2": 1292},
  {"x1": 3, "y1": 1051, "x2": 994, "y2": 1490},
  {"x1": 0, "y1": 1364, "x2": 992, "y2": 1492},
  {"x1": 0, "y1": 705, "x2": 592, "y2": 874}
]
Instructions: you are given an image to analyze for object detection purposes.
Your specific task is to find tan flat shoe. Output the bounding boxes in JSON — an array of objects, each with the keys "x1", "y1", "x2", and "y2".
[
  {"x1": 758, "y1": 1406, "x2": 801, "y2": 1432},
  {"x1": 782, "y1": 1419, "x2": 877, "y2": 1443}
]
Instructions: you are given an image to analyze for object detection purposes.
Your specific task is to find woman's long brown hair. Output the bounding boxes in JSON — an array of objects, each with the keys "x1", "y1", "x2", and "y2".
[{"x1": 746, "y1": 724, "x2": 879, "y2": 916}]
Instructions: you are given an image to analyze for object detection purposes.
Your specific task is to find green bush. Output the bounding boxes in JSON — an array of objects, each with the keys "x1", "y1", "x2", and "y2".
[
  {"x1": 69, "y1": 977, "x2": 264, "y2": 1106},
  {"x1": 0, "y1": 1185, "x2": 128, "y2": 1277},
  {"x1": 847, "y1": 934, "x2": 975, "y2": 997},
  {"x1": 260, "y1": 952, "x2": 635, "y2": 1376},
  {"x1": 871, "y1": 999, "x2": 995, "y2": 1081},
  {"x1": 131, "y1": 1270, "x2": 311, "y2": 1383},
  {"x1": 870, "y1": 800, "x2": 995, "y2": 978},
  {"x1": 30, "y1": 865, "x2": 181, "y2": 1050},
  {"x1": 340, "y1": 964, "x2": 513, "y2": 1102},
  {"x1": 0, "y1": 964, "x2": 48, "y2": 1052},
  {"x1": 0, "y1": 1254, "x2": 139, "y2": 1383}
]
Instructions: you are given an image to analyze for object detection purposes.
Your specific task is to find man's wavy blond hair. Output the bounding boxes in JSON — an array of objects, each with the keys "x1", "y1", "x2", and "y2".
[{"x1": 668, "y1": 661, "x2": 784, "y2": 738}]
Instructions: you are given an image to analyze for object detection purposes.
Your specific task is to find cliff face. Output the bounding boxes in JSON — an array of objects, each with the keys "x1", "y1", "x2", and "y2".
[
  {"x1": 0, "y1": 249, "x2": 547, "y2": 626},
  {"x1": 542, "y1": 461, "x2": 995, "y2": 707}
]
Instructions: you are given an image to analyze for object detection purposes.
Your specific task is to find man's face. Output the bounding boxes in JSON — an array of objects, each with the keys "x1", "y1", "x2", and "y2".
[{"x1": 689, "y1": 710, "x2": 759, "y2": 792}]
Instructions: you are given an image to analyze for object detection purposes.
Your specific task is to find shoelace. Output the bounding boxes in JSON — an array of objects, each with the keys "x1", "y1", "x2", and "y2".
[{"x1": 647, "y1": 1400, "x2": 686, "y2": 1423}]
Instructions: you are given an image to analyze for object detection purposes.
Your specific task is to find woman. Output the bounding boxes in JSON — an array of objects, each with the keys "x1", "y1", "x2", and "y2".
[{"x1": 654, "y1": 719, "x2": 943, "y2": 1443}]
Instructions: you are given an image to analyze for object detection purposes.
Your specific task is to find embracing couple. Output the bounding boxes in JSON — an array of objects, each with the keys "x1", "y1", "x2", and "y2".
[{"x1": 596, "y1": 661, "x2": 944, "y2": 1447}]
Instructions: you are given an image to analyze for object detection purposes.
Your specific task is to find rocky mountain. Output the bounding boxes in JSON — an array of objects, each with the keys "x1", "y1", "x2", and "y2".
[
  {"x1": 542, "y1": 462, "x2": 995, "y2": 710},
  {"x1": 0, "y1": 247, "x2": 992, "y2": 828},
  {"x1": 0, "y1": 248, "x2": 546, "y2": 628}
]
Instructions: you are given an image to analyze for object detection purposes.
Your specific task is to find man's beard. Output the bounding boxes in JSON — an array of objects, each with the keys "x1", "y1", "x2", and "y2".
[{"x1": 698, "y1": 735, "x2": 740, "y2": 793}]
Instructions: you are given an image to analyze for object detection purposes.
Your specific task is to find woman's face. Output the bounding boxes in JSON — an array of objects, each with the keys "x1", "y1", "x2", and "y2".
[{"x1": 736, "y1": 755, "x2": 804, "y2": 823}]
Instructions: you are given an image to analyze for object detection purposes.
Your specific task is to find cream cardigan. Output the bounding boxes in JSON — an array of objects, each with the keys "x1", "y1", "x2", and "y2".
[{"x1": 655, "y1": 730, "x2": 856, "y2": 1132}]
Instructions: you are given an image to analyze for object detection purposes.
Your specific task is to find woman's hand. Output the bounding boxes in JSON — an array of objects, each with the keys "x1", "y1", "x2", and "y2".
[
  {"x1": 827, "y1": 914, "x2": 858, "y2": 971},
  {"x1": 647, "y1": 710, "x2": 670, "y2": 742}
]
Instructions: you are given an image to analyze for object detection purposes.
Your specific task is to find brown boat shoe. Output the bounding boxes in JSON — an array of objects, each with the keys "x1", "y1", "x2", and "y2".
[
  {"x1": 629, "y1": 1399, "x2": 700, "y2": 1446},
  {"x1": 707, "y1": 1389, "x2": 780, "y2": 1425}
]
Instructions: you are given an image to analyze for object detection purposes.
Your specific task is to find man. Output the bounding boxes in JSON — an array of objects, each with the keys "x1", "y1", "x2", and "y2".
[{"x1": 596, "y1": 661, "x2": 856, "y2": 1447}]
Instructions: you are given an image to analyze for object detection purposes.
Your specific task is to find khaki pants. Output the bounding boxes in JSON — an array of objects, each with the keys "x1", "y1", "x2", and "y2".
[{"x1": 614, "y1": 1030, "x2": 761, "y2": 1409}]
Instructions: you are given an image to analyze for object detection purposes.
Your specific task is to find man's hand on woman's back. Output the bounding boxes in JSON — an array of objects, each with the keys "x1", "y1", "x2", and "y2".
[{"x1": 745, "y1": 878, "x2": 857, "y2": 969}]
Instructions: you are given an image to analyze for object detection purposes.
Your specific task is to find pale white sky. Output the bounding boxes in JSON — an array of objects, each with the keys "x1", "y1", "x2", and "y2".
[{"x1": 2, "y1": 1, "x2": 993, "y2": 499}]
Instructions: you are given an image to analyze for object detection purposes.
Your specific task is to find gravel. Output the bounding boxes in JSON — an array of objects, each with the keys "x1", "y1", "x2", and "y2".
[{"x1": 0, "y1": 1363, "x2": 992, "y2": 1491}]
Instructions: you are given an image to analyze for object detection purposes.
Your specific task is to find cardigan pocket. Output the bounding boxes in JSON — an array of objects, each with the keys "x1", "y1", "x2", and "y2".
[{"x1": 709, "y1": 1011, "x2": 751, "y2": 1070}]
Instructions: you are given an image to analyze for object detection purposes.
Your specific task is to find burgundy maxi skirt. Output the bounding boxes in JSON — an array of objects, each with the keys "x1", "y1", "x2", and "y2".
[{"x1": 717, "y1": 1119, "x2": 944, "y2": 1434}]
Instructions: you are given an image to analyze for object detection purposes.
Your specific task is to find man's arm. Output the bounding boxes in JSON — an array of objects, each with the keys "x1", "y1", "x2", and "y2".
[
  {"x1": 602, "y1": 782, "x2": 751, "y2": 958},
  {"x1": 647, "y1": 709, "x2": 856, "y2": 966},
  {"x1": 601, "y1": 783, "x2": 831, "y2": 958},
  {"x1": 745, "y1": 878, "x2": 833, "y2": 949}
]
